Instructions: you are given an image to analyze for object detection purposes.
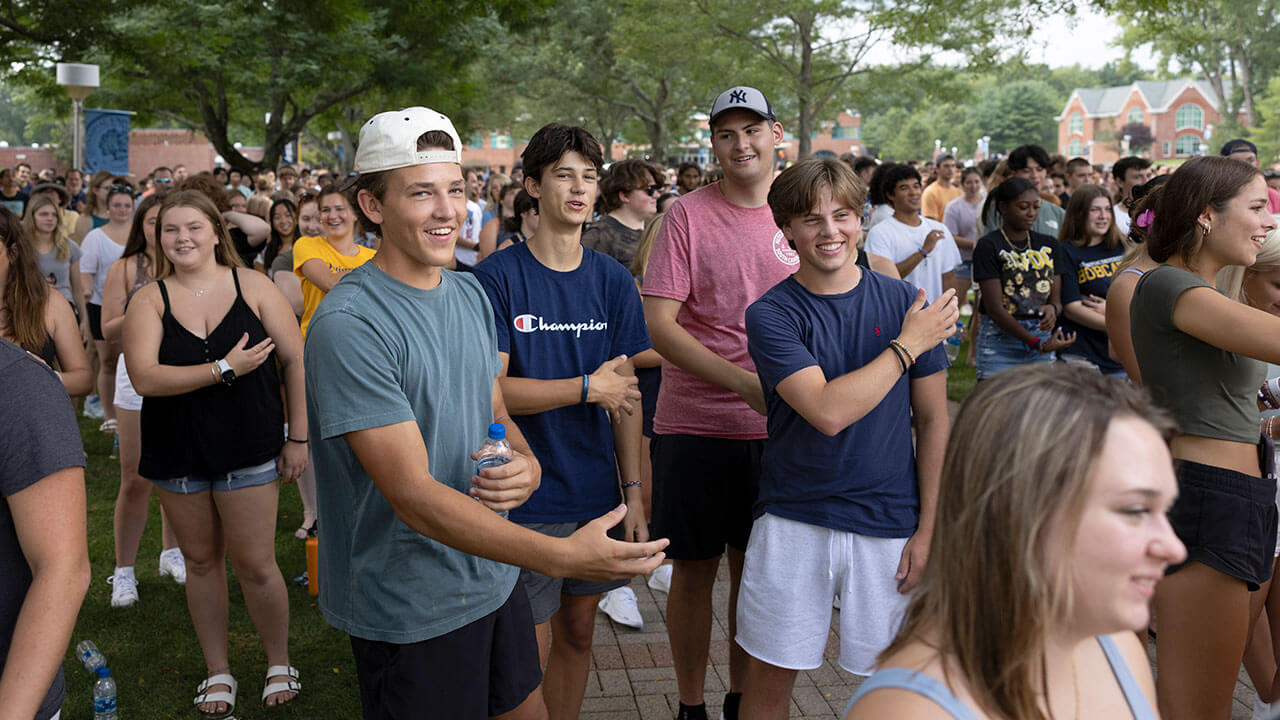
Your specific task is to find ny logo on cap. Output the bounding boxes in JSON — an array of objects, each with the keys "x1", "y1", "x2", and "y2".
[{"x1": 729, "y1": 89, "x2": 748, "y2": 104}]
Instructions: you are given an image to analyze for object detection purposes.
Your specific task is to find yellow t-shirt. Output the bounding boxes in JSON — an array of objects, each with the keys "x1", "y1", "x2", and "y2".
[
  {"x1": 921, "y1": 182, "x2": 963, "y2": 222},
  {"x1": 293, "y1": 235, "x2": 376, "y2": 337}
]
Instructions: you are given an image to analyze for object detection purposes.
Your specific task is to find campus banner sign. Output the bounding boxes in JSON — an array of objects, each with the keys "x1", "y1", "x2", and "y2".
[{"x1": 84, "y1": 109, "x2": 131, "y2": 175}]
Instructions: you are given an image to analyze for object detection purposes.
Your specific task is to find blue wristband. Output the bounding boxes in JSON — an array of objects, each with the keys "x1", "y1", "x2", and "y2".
[{"x1": 580, "y1": 374, "x2": 589, "y2": 404}]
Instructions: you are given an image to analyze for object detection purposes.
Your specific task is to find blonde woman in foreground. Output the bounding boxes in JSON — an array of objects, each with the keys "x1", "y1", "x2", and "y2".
[{"x1": 845, "y1": 364, "x2": 1183, "y2": 719}]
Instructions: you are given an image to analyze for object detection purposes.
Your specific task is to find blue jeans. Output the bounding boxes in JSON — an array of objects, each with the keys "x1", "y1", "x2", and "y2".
[
  {"x1": 148, "y1": 458, "x2": 278, "y2": 494},
  {"x1": 976, "y1": 315, "x2": 1052, "y2": 379}
]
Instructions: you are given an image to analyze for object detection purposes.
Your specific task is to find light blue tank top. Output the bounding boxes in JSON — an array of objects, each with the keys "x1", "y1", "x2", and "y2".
[{"x1": 844, "y1": 635, "x2": 1156, "y2": 720}]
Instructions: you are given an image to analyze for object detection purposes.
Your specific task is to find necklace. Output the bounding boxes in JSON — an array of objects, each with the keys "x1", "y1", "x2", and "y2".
[
  {"x1": 173, "y1": 278, "x2": 212, "y2": 297},
  {"x1": 999, "y1": 227, "x2": 1030, "y2": 251}
]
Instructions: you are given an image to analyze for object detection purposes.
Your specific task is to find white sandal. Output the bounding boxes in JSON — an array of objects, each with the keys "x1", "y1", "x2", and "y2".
[
  {"x1": 262, "y1": 664, "x2": 301, "y2": 706},
  {"x1": 193, "y1": 673, "x2": 237, "y2": 719}
]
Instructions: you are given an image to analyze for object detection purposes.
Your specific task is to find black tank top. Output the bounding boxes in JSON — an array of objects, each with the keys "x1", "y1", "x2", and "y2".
[{"x1": 138, "y1": 268, "x2": 284, "y2": 479}]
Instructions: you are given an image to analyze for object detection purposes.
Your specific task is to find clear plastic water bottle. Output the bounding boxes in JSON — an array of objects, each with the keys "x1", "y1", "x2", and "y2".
[
  {"x1": 476, "y1": 423, "x2": 512, "y2": 474},
  {"x1": 93, "y1": 666, "x2": 118, "y2": 720},
  {"x1": 76, "y1": 640, "x2": 106, "y2": 674},
  {"x1": 944, "y1": 322, "x2": 965, "y2": 362}
]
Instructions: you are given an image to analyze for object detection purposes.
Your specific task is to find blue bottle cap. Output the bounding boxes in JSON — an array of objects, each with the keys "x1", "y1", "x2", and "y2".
[
  {"x1": 487, "y1": 423, "x2": 506, "y2": 440},
  {"x1": 97, "y1": 666, "x2": 110, "y2": 678}
]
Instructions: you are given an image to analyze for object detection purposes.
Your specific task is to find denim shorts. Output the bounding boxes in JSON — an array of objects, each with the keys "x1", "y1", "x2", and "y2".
[
  {"x1": 149, "y1": 458, "x2": 279, "y2": 494},
  {"x1": 953, "y1": 258, "x2": 973, "y2": 281},
  {"x1": 975, "y1": 315, "x2": 1052, "y2": 379}
]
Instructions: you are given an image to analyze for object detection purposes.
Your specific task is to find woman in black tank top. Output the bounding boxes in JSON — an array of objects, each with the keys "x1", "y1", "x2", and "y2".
[
  {"x1": 0, "y1": 206, "x2": 92, "y2": 395},
  {"x1": 122, "y1": 190, "x2": 308, "y2": 714}
]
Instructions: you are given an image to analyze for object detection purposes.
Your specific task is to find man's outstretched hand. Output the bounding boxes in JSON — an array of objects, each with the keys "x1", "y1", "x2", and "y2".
[{"x1": 558, "y1": 504, "x2": 669, "y2": 581}]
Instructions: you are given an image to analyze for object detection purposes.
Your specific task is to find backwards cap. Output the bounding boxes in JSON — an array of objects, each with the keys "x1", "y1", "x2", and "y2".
[{"x1": 355, "y1": 107, "x2": 462, "y2": 173}]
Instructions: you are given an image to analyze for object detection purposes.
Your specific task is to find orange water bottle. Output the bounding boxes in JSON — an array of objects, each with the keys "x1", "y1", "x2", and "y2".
[{"x1": 305, "y1": 536, "x2": 318, "y2": 596}]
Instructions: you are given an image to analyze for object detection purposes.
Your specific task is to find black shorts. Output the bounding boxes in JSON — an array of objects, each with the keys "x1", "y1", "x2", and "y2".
[
  {"x1": 637, "y1": 366, "x2": 661, "y2": 439},
  {"x1": 1167, "y1": 440, "x2": 1278, "y2": 590},
  {"x1": 650, "y1": 433, "x2": 762, "y2": 561},
  {"x1": 348, "y1": 586, "x2": 541, "y2": 719},
  {"x1": 86, "y1": 302, "x2": 104, "y2": 341}
]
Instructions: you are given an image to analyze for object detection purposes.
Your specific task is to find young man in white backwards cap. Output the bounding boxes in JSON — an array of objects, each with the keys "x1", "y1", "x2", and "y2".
[{"x1": 304, "y1": 107, "x2": 668, "y2": 719}]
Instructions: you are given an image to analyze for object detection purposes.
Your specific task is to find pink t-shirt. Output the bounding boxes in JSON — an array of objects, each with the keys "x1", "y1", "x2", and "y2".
[
  {"x1": 1269, "y1": 187, "x2": 1280, "y2": 214},
  {"x1": 642, "y1": 183, "x2": 799, "y2": 439}
]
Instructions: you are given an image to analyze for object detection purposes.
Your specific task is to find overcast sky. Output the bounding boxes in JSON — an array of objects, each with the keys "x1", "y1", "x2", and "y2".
[{"x1": 860, "y1": 4, "x2": 1158, "y2": 74}]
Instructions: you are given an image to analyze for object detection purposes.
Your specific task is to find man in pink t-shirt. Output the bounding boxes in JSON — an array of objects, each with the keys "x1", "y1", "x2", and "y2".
[{"x1": 642, "y1": 86, "x2": 797, "y2": 720}]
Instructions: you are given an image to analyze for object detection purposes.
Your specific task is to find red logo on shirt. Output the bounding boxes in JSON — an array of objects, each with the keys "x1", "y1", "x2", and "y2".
[
  {"x1": 514, "y1": 314, "x2": 537, "y2": 332},
  {"x1": 771, "y1": 231, "x2": 799, "y2": 266},
  {"x1": 875, "y1": 326, "x2": 881, "y2": 336}
]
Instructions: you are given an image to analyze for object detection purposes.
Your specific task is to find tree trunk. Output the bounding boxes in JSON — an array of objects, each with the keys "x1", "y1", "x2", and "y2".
[
  {"x1": 1237, "y1": 46, "x2": 1255, "y2": 126},
  {"x1": 796, "y1": 14, "x2": 814, "y2": 159}
]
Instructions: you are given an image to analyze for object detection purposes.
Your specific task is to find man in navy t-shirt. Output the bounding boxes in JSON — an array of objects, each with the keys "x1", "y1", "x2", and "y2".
[
  {"x1": 473, "y1": 123, "x2": 651, "y2": 720},
  {"x1": 738, "y1": 158, "x2": 957, "y2": 716}
]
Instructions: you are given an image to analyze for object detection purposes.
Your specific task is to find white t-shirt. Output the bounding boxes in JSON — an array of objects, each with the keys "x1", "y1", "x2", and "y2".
[
  {"x1": 456, "y1": 199, "x2": 483, "y2": 267},
  {"x1": 866, "y1": 203, "x2": 894, "y2": 231},
  {"x1": 1114, "y1": 204, "x2": 1131, "y2": 236},
  {"x1": 79, "y1": 228, "x2": 127, "y2": 305},
  {"x1": 865, "y1": 215, "x2": 961, "y2": 303}
]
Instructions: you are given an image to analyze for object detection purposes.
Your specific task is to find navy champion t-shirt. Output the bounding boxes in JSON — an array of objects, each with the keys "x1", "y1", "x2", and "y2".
[
  {"x1": 475, "y1": 243, "x2": 652, "y2": 523},
  {"x1": 746, "y1": 271, "x2": 948, "y2": 537}
]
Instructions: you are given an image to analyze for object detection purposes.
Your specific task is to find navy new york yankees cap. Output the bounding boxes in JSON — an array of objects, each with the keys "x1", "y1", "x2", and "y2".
[{"x1": 709, "y1": 86, "x2": 776, "y2": 127}]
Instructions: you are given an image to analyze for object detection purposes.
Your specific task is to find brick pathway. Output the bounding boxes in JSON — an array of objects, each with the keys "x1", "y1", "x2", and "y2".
[{"x1": 582, "y1": 563, "x2": 1264, "y2": 720}]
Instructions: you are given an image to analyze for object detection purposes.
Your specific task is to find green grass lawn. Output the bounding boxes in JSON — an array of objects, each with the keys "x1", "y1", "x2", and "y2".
[{"x1": 63, "y1": 416, "x2": 361, "y2": 720}]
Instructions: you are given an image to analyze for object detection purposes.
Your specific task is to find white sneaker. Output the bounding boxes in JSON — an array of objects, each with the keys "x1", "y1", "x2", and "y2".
[
  {"x1": 108, "y1": 572, "x2": 138, "y2": 608},
  {"x1": 599, "y1": 586, "x2": 643, "y2": 629},
  {"x1": 158, "y1": 548, "x2": 187, "y2": 585},
  {"x1": 1253, "y1": 695, "x2": 1271, "y2": 720},
  {"x1": 647, "y1": 564, "x2": 672, "y2": 594},
  {"x1": 83, "y1": 396, "x2": 104, "y2": 419}
]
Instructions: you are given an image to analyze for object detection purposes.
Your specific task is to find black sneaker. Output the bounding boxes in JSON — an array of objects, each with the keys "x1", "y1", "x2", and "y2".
[
  {"x1": 676, "y1": 702, "x2": 708, "y2": 720},
  {"x1": 721, "y1": 692, "x2": 742, "y2": 720}
]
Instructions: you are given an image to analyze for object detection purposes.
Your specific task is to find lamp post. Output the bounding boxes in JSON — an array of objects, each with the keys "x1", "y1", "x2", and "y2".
[{"x1": 55, "y1": 64, "x2": 99, "y2": 172}]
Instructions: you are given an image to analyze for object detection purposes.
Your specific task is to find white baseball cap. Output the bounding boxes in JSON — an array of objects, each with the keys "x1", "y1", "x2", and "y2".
[{"x1": 354, "y1": 107, "x2": 462, "y2": 173}]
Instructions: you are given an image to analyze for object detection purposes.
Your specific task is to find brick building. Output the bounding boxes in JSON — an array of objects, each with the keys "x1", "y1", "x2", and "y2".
[{"x1": 1056, "y1": 79, "x2": 1240, "y2": 164}]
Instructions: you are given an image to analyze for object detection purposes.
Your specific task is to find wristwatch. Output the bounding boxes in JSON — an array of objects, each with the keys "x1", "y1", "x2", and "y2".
[{"x1": 215, "y1": 358, "x2": 236, "y2": 386}]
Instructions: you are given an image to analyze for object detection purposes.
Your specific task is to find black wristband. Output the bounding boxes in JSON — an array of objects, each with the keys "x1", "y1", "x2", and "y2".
[
  {"x1": 888, "y1": 344, "x2": 909, "y2": 374},
  {"x1": 286, "y1": 436, "x2": 308, "y2": 444}
]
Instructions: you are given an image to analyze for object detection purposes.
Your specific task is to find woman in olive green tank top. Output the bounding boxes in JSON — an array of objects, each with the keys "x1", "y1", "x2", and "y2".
[{"x1": 1129, "y1": 155, "x2": 1280, "y2": 720}]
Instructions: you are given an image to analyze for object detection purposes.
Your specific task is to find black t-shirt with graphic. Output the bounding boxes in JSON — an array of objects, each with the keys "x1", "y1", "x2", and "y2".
[
  {"x1": 1058, "y1": 241, "x2": 1125, "y2": 371},
  {"x1": 972, "y1": 229, "x2": 1063, "y2": 318}
]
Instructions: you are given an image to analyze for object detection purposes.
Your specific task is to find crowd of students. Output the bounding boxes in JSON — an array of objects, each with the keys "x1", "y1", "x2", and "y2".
[{"x1": 4, "y1": 86, "x2": 1280, "y2": 720}]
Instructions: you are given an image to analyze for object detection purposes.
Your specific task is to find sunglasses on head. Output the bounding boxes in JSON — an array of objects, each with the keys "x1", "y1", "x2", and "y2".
[{"x1": 110, "y1": 183, "x2": 134, "y2": 194}]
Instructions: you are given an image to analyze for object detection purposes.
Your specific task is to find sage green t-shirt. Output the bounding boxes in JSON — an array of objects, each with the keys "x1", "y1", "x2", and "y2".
[
  {"x1": 304, "y1": 263, "x2": 515, "y2": 643},
  {"x1": 1131, "y1": 264, "x2": 1264, "y2": 444}
]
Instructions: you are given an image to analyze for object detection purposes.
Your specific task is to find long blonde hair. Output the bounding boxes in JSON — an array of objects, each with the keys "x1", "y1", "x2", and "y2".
[
  {"x1": 21, "y1": 193, "x2": 71, "y2": 261},
  {"x1": 630, "y1": 213, "x2": 665, "y2": 279},
  {"x1": 878, "y1": 364, "x2": 1174, "y2": 720}
]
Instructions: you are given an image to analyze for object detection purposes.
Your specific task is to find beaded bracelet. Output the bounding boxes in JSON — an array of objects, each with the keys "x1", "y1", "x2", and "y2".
[
  {"x1": 889, "y1": 339, "x2": 916, "y2": 365},
  {"x1": 621, "y1": 480, "x2": 642, "y2": 488}
]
